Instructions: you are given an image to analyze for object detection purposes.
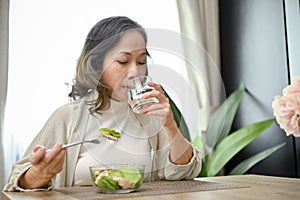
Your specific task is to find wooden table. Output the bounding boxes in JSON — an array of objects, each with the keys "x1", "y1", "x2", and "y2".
[{"x1": 2, "y1": 174, "x2": 300, "y2": 200}]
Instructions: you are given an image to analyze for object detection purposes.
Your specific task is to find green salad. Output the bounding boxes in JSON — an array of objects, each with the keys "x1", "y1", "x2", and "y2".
[
  {"x1": 92, "y1": 165, "x2": 143, "y2": 190},
  {"x1": 100, "y1": 128, "x2": 121, "y2": 141}
]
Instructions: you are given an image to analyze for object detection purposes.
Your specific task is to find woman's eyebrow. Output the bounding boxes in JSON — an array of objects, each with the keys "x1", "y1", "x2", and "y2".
[
  {"x1": 117, "y1": 51, "x2": 147, "y2": 57},
  {"x1": 138, "y1": 52, "x2": 147, "y2": 58},
  {"x1": 117, "y1": 51, "x2": 132, "y2": 55}
]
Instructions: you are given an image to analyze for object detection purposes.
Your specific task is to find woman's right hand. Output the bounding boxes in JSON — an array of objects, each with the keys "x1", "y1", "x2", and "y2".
[{"x1": 19, "y1": 144, "x2": 66, "y2": 189}]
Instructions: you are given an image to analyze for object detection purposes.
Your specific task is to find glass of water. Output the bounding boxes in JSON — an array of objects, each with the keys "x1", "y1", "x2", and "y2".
[{"x1": 127, "y1": 76, "x2": 159, "y2": 113}]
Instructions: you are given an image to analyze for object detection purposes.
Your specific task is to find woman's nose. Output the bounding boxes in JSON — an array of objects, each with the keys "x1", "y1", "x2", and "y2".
[
  {"x1": 127, "y1": 68, "x2": 140, "y2": 79},
  {"x1": 127, "y1": 63, "x2": 142, "y2": 78}
]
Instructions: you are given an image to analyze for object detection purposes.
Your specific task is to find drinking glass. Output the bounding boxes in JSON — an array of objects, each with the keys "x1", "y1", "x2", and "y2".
[{"x1": 127, "y1": 76, "x2": 159, "y2": 113}]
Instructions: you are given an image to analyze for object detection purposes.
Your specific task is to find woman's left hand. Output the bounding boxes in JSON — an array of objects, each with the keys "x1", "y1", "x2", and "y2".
[
  {"x1": 140, "y1": 82, "x2": 194, "y2": 165},
  {"x1": 139, "y1": 82, "x2": 176, "y2": 128}
]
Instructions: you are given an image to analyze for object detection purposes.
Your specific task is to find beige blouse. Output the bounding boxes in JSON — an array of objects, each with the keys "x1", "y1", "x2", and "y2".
[
  {"x1": 3, "y1": 92, "x2": 202, "y2": 192},
  {"x1": 73, "y1": 100, "x2": 153, "y2": 185}
]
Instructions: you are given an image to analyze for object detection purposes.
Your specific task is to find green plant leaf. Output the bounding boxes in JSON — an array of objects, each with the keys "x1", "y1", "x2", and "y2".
[
  {"x1": 198, "y1": 160, "x2": 208, "y2": 177},
  {"x1": 192, "y1": 136, "x2": 204, "y2": 158},
  {"x1": 205, "y1": 118, "x2": 275, "y2": 176},
  {"x1": 162, "y1": 87, "x2": 191, "y2": 141},
  {"x1": 192, "y1": 136, "x2": 207, "y2": 176},
  {"x1": 205, "y1": 82, "x2": 245, "y2": 149},
  {"x1": 229, "y1": 142, "x2": 286, "y2": 175}
]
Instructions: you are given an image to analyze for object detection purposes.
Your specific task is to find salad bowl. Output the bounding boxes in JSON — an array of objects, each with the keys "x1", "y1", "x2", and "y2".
[{"x1": 89, "y1": 164, "x2": 145, "y2": 193}]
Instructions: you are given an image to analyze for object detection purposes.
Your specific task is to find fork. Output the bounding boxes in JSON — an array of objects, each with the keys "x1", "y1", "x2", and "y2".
[{"x1": 46, "y1": 138, "x2": 100, "y2": 152}]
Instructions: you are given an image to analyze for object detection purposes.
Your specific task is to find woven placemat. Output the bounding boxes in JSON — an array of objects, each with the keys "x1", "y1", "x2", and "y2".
[{"x1": 56, "y1": 180, "x2": 248, "y2": 199}]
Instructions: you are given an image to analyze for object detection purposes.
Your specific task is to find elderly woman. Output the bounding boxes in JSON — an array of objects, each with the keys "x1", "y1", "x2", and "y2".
[{"x1": 4, "y1": 16, "x2": 201, "y2": 191}]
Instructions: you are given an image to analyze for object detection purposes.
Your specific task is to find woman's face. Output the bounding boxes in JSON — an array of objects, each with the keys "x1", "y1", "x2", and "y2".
[{"x1": 101, "y1": 30, "x2": 147, "y2": 101}]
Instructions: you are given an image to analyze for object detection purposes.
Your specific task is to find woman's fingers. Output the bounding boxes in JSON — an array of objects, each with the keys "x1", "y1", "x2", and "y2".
[
  {"x1": 140, "y1": 89, "x2": 171, "y2": 125},
  {"x1": 29, "y1": 144, "x2": 66, "y2": 177},
  {"x1": 143, "y1": 82, "x2": 168, "y2": 103},
  {"x1": 44, "y1": 144, "x2": 66, "y2": 172},
  {"x1": 140, "y1": 82, "x2": 177, "y2": 127},
  {"x1": 29, "y1": 146, "x2": 46, "y2": 165},
  {"x1": 43, "y1": 144, "x2": 63, "y2": 162},
  {"x1": 33, "y1": 145, "x2": 42, "y2": 152},
  {"x1": 147, "y1": 82, "x2": 164, "y2": 94},
  {"x1": 49, "y1": 149, "x2": 66, "y2": 173}
]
